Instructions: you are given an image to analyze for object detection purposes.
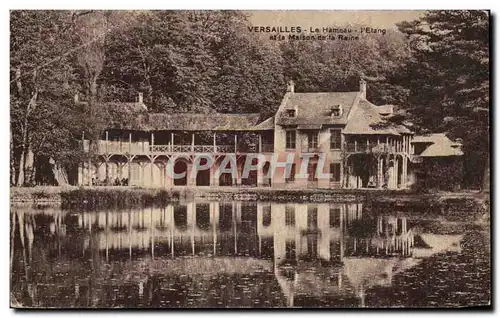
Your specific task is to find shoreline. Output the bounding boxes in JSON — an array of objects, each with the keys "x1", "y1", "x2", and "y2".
[{"x1": 10, "y1": 185, "x2": 488, "y2": 206}]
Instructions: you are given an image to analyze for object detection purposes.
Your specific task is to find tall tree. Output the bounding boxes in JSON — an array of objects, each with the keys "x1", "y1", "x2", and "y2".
[
  {"x1": 397, "y1": 10, "x2": 490, "y2": 189},
  {"x1": 280, "y1": 26, "x2": 410, "y2": 105},
  {"x1": 10, "y1": 10, "x2": 78, "y2": 185}
]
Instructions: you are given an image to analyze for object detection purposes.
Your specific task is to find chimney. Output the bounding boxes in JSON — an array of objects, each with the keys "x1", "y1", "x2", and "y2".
[
  {"x1": 359, "y1": 79, "x2": 367, "y2": 99},
  {"x1": 138, "y1": 92, "x2": 143, "y2": 104},
  {"x1": 287, "y1": 80, "x2": 295, "y2": 93},
  {"x1": 74, "y1": 92, "x2": 79, "y2": 103}
]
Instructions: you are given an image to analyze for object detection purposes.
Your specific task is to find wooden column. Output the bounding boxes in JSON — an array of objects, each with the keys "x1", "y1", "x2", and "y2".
[
  {"x1": 171, "y1": 132, "x2": 175, "y2": 150},
  {"x1": 150, "y1": 158, "x2": 154, "y2": 188},
  {"x1": 105, "y1": 131, "x2": 109, "y2": 153},
  {"x1": 213, "y1": 132, "x2": 216, "y2": 152},
  {"x1": 234, "y1": 134, "x2": 238, "y2": 153},
  {"x1": 88, "y1": 159, "x2": 92, "y2": 186},
  {"x1": 258, "y1": 134, "x2": 262, "y2": 153},
  {"x1": 151, "y1": 132, "x2": 155, "y2": 153},
  {"x1": 191, "y1": 133, "x2": 195, "y2": 152},
  {"x1": 105, "y1": 131, "x2": 109, "y2": 184}
]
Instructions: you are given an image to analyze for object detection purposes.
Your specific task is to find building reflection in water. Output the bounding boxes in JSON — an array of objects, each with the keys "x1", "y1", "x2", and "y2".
[{"x1": 10, "y1": 202, "x2": 463, "y2": 308}]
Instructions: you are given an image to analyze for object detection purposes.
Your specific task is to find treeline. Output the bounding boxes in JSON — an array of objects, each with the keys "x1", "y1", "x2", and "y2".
[{"x1": 10, "y1": 10, "x2": 489, "y2": 189}]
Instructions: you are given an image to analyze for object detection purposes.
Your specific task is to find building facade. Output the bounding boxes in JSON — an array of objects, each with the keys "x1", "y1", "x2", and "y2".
[{"x1": 78, "y1": 80, "x2": 462, "y2": 190}]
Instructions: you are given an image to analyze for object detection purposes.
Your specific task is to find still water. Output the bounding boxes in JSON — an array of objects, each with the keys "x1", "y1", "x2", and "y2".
[{"x1": 10, "y1": 200, "x2": 490, "y2": 308}]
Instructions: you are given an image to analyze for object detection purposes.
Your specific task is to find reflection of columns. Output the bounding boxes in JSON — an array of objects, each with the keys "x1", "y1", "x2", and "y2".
[
  {"x1": 150, "y1": 208, "x2": 154, "y2": 259},
  {"x1": 105, "y1": 211, "x2": 109, "y2": 262},
  {"x1": 171, "y1": 206, "x2": 174, "y2": 258},
  {"x1": 340, "y1": 206, "x2": 344, "y2": 261},
  {"x1": 129, "y1": 210, "x2": 132, "y2": 259},
  {"x1": 232, "y1": 202, "x2": 237, "y2": 255},
  {"x1": 213, "y1": 207, "x2": 217, "y2": 256}
]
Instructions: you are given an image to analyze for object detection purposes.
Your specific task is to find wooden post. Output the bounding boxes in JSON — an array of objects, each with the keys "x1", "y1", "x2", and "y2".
[
  {"x1": 151, "y1": 132, "x2": 155, "y2": 153},
  {"x1": 150, "y1": 159, "x2": 154, "y2": 187},
  {"x1": 105, "y1": 131, "x2": 109, "y2": 153},
  {"x1": 258, "y1": 134, "x2": 262, "y2": 153},
  {"x1": 213, "y1": 132, "x2": 216, "y2": 152},
  {"x1": 171, "y1": 132, "x2": 175, "y2": 148},
  {"x1": 354, "y1": 140, "x2": 357, "y2": 152},
  {"x1": 129, "y1": 132, "x2": 132, "y2": 153},
  {"x1": 234, "y1": 134, "x2": 238, "y2": 153},
  {"x1": 191, "y1": 133, "x2": 195, "y2": 152}
]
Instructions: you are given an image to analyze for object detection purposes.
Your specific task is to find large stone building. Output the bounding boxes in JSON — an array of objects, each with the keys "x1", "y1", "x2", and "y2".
[{"x1": 78, "y1": 80, "x2": 462, "y2": 190}]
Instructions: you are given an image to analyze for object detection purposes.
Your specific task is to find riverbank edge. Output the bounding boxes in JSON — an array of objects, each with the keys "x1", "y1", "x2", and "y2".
[{"x1": 10, "y1": 185, "x2": 489, "y2": 206}]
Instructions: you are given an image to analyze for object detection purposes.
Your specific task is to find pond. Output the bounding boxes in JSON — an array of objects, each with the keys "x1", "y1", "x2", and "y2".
[{"x1": 10, "y1": 200, "x2": 490, "y2": 308}]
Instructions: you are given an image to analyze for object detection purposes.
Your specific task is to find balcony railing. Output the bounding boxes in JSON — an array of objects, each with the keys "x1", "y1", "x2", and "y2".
[
  {"x1": 344, "y1": 143, "x2": 397, "y2": 154},
  {"x1": 86, "y1": 140, "x2": 277, "y2": 155},
  {"x1": 409, "y1": 154, "x2": 423, "y2": 163}
]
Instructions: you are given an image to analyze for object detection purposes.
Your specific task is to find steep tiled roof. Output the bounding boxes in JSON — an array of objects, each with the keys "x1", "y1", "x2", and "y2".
[
  {"x1": 343, "y1": 99, "x2": 411, "y2": 135},
  {"x1": 250, "y1": 116, "x2": 275, "y2": 130},
  {"x1": 111, "y1": 113, "x2": 262, "y2": 131},
  {"x1": 275, "y1": 92, "x2": 359, "y2": 126},
  {"x1": 412, "y1": 133, "x2": 464, "y2": 157}
]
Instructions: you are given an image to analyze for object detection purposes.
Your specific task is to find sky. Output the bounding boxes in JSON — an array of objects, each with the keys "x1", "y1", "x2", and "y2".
[{"x1": 247, "y1": 10, "x2": 425, "y2": 29}]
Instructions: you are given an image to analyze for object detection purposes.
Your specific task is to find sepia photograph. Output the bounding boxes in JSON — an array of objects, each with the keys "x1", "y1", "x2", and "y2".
[{"x1": 9, "y1": 9, "x2": 491, "y2": 309}]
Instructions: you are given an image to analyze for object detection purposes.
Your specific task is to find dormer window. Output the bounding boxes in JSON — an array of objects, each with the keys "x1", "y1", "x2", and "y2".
[
  {"x1": 331, "y1": 105, "x2": 342, "y2": 117},
  {"x1": 286, "y1": 109, "x2": 296, "y2": 118}
]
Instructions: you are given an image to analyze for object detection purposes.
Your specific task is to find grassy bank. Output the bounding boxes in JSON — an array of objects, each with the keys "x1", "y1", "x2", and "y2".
[{"x1": 10, "y1": 185, "x2": 489, "y2": 212}]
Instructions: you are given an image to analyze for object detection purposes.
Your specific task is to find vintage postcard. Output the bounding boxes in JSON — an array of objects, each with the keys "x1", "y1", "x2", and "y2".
[{"x1": 10, "y1": 10, "x2": 490, "y2": 308}]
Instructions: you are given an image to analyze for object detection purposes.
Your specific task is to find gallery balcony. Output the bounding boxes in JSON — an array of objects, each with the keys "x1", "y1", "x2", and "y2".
[
  {"x1": 344, "y1": 142, "x2": 398, "y2": 154},
  {"x1": 82, "y1": 140, "x2": 274, "y2": 155}
]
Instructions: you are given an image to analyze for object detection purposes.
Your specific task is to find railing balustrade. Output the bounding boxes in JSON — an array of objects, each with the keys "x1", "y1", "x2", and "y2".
[
  {"x1": 216, "y1": 145, "x2": 235, "y2": 153},
  {"x1": 344, "y1": 142, "x2": 398, "y2": 154},
  {"x1": 87, "y1": 141, "x2": 266, "y2": 154}
]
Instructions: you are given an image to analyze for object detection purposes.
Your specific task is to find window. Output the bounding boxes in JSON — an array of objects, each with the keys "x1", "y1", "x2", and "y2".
[
  {"x1": 331, "y1": 105, "x2": 342, "y2": 117},
  {"x1": 329, "y1": 207, "x2": 341, "y2": 227},
  {"x1": 330, "y1": 129, "x2": 342, "y2": 150},
  {"x1": 308, "y1": 131, "x2": 318, "y2": 149},
  {"x1": 285, "y1": 163, "x2": 296, "y2": 183},
  {"x1": 262, "y1": 205, "x2": 272, "y2": 227},
  {"x1": 307, "y1": 206, "x2": 318, "y2": 229},
  {"x1": 330, "y1": 163, "x2": 341, "y2": 182},
  {"x1": 308, "y1": 163, "x2": 318, "y2": 182},
  {"x1": 286, "y1": 130, "x2": 296, "y2": 149},
  {"x1": 285, "y1": 205, "x2": 295, "y2": 226},
  {"x1": 286, "y1": 109, "x2": 296, "y2": 117}
]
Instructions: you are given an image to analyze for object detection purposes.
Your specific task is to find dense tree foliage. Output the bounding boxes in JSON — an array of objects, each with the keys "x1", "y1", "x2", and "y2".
[
  {"x1": 10, "y1": 10, "x2": 489, "y2": 189},
  {"x1": 396, "y1": 10, "x2": 489, "y2": 189}
]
